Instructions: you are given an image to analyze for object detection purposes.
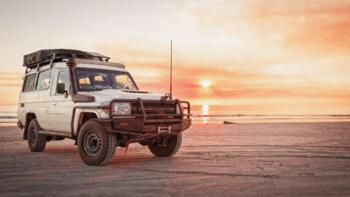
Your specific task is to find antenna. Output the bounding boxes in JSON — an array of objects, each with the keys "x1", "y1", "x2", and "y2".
[{"x1": 170, "y1": 40, "x2": 173, "y2": 100}]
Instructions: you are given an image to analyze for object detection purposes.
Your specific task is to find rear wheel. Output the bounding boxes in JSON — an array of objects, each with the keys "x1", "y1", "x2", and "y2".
[
  {"x1": 148, "y1": 134, "x2": 182, "y2": 157},
  {"x1": 27, "y1": 119, "x2": 46, "y2": 152},
  {"x1": 78, "y1": 120, "x2": 117, "y2": 166}
]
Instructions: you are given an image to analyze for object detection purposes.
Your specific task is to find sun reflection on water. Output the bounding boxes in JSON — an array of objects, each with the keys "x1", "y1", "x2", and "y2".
[{"x1": 202, "y1": 104, "x2": 209, "y2": 124}]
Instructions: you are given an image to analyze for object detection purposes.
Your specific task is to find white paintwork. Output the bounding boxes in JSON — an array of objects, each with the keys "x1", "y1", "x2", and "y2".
[
  {"x1": 47, "y1": 68, "x2": 74, "y2": 134},
  {"x1": 84, "y1": 89, "x2": 163, "y2": 103},
  {"x1": 17, "y1": 58, "x2": 166, "y2": 138}
]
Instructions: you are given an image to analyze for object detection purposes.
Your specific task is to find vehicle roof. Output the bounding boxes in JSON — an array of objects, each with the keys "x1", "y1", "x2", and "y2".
[
  {"x1": 25, "y1": 59, "x2": 127, "y2": 75},
  {"x1": 23, "y1": 49, "x2": 127, "y2": 75}
]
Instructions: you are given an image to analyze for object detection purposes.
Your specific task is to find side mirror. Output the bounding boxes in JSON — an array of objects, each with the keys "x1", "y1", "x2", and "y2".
[
  {"x1": 57, "y1": 83, "x2": 69, "y2": 98},
  {"x1": 57, "y1": 83, "x2": 66, "y2": 94}
]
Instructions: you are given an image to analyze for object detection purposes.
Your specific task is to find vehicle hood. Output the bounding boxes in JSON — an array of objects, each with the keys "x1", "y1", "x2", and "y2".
[{"x1": 80, "y1": 89, "x2": 164, "y2": 102}]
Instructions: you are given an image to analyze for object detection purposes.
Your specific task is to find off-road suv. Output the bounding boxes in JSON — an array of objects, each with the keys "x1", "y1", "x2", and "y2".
[{"x1": 17, "y1": 49, "x2": 191, "y2": 166}]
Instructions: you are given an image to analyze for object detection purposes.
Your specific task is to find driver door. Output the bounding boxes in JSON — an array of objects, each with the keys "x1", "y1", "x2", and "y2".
[{"x1": 48, "y1": 69, "x2": 74, "y2": 135}]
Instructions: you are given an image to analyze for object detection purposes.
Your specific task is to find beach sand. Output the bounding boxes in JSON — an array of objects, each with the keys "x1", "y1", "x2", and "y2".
[{"x1": 1, "y1": 122, "x2": 350, "y2": 196}]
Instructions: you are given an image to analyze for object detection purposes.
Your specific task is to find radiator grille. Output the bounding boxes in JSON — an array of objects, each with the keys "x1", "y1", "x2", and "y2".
[{"x1": 132, "y1": 103, "x2": 177, "y2": 115}]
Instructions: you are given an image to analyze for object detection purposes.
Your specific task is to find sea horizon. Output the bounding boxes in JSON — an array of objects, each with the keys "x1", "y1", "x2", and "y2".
[
  {"x1": 191, "y1": 104, "x2": 350, "y2": 124},
  {"x1": 1, "y1": 104, "x2": 350, "y2": 126}
]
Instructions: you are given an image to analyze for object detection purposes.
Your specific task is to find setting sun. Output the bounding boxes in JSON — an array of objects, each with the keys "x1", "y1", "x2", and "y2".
[{"x1": 200, "y1": 80, "x2": 212, "y2": 88}]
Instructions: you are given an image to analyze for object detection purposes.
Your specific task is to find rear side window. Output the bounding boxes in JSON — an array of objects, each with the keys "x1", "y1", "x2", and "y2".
[
  {"x1": 36, "y1": 69, "x2": 52, "y2": 90},
  {"x1": 22, "y1": 74, "x2": 37, "y2": 92}
]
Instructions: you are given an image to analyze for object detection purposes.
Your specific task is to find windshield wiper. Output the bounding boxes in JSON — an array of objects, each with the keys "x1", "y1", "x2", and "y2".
[{"x1": 80, "y1": 88, "x2": 103, "y2": 92}]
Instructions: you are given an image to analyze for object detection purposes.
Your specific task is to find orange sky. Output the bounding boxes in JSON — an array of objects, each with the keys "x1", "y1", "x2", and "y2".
[{"x1": 0, "y1": 0, "x2": 349, "y2": 106}]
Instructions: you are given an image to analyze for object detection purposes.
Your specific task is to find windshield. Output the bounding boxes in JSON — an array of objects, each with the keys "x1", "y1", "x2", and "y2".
[{"x1": 76, "y1": 68, "x2": 138, "y2": 91}]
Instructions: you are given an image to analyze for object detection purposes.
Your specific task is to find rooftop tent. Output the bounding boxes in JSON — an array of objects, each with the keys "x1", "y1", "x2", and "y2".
[{"x1": 23, "y1": 49, "x2": 110, "y2": 68}]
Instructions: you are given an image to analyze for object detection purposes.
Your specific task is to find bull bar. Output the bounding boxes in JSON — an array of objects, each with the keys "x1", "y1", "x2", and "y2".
[{"x1": 97, "y1": 98, "x2": 192, "y2": 137}]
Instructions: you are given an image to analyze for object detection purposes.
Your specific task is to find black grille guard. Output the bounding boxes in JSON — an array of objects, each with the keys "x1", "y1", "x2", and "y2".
[{"x1": 108, "y1": 98, "x2": 191, "y2": 120}]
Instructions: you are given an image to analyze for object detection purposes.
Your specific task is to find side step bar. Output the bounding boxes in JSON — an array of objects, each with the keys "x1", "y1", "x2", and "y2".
[{"x1": 38, "y1": 130, "x2": 72, "y2": 138}]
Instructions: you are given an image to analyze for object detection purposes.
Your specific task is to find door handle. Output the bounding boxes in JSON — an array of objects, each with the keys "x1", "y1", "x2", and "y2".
[{"x1": 53, "y1": 102, "x2": 57, "y2": 106}]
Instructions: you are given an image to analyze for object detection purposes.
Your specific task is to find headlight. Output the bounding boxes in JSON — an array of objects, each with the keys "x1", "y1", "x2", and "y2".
[{"x1": 112, "y1": 102, "x2": 131, "y2": 115}]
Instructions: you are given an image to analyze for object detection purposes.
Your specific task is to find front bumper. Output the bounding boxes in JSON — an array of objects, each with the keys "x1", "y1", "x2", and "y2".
[
  {"x1": 98, "y1": 117, "x2": 191, "y2": 136},
  {"x1": 98, "y1": 98, "x2": 192, "y2": 137}
]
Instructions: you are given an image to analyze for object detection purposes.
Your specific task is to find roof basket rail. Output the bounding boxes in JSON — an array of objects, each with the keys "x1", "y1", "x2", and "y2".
[
  {"x1": 46, "y1": 52, "x2": 110, "y2": 63},
  {"x1": 23, "y1": 49, "x2": 111, "y2": 70},
  {"x1": 46, "y1": 52, "x2": 110, "y2": 67}
]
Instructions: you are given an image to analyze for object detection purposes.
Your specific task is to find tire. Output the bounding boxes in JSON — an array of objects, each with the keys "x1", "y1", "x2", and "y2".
[
  {"x1": 148, "y1": 134, "x2": 182, "y2": 157},
  {"x1": 78, "y1": 120, "x2": 117, "y2": 166},
  {"x1": 27, "y1": 119, "x2": 47, "y2": 152}
]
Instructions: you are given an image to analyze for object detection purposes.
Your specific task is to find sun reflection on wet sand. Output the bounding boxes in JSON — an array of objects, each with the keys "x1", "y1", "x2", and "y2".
[{"x1": 202, "y1": 104, "x2": 209, "y2": 124}]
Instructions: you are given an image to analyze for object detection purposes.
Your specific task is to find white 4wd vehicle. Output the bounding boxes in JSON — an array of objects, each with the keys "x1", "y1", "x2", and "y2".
[{"x1": 17, "y1": 49, "x2": 191, "y2": 166}]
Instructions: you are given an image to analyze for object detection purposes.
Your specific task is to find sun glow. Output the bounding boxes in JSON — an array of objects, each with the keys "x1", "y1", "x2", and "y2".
[{"x1": 201, "y1": 80, "x2": 212, "y2": 88}]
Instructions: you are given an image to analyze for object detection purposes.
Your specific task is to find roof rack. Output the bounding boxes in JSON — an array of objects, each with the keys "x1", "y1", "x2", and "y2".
[{"x1": 23, "y1": 49, "x2": 110, "y2": 69}]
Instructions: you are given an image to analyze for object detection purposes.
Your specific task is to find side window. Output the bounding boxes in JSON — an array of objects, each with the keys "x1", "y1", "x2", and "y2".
[
  {"x1": 22, "y1": 74, "x2": 37, "y2": 92},
  {"x1": 36, "y1": 69, "x2": 52, "y2": 91},
  {"x1": 57, "y1": 70, "x2": 70, "y2": 94}
]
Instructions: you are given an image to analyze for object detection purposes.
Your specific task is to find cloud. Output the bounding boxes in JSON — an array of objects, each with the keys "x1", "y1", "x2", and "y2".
[
  {"x1": 0, "y1": 86, "x2": 20, "y2": 104},
  {"x1": 0, "y1": 72, "x2": 23, "y2": 76},
  {"x1": 91, "y1": 1, "x2": 350, "y2": 106},
  {"x1": 185, "y1": 0, "x2": 350, "y2": 57},
  {"x1": 0, "y1": 72, "x2": 22, "y2": 88},
  {"x1": 0, "y1": 84, "x2": 21, "y2": 87}
]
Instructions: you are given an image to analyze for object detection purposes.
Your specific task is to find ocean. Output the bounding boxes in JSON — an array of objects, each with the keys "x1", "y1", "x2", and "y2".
[
  {"x1": 1, "y1": 104, "x2": 349, "y2": 126},
  {"x1": 191, "y1": 105, "x2": 350, "y2": 124},
  {"x1": 0, "y1": 105, "x2": 18, "y2": 126}
]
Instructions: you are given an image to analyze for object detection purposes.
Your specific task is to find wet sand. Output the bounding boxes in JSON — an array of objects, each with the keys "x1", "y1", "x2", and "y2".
[{"x1": 1, "y1": 122, "x2": 350, "y2": 196}]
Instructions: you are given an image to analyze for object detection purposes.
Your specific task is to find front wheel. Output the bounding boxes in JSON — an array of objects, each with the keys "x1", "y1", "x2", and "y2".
[
  {"x1": 27, "y1": 119, "x2": 46, "y2": 152},
  {"x1": 148, "y1": 134, "x2": 182, "y2": 157},
  {"x1": 78, "y1": 120, "x2": 117, "y2": 166}
]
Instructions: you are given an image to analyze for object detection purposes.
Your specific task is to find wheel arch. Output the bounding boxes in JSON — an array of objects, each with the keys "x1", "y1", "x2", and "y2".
[
  {"x1": 75, "y1": 112, "x2": 98, "y2": 139},
  {"x1": 23, "y1": 113, "x2": 37, "y2": 140}
]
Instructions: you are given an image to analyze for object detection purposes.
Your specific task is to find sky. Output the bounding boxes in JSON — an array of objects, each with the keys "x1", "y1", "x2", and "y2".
[{"x1": 0, "y1": 0, "x2": 349, "y2": 106}]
